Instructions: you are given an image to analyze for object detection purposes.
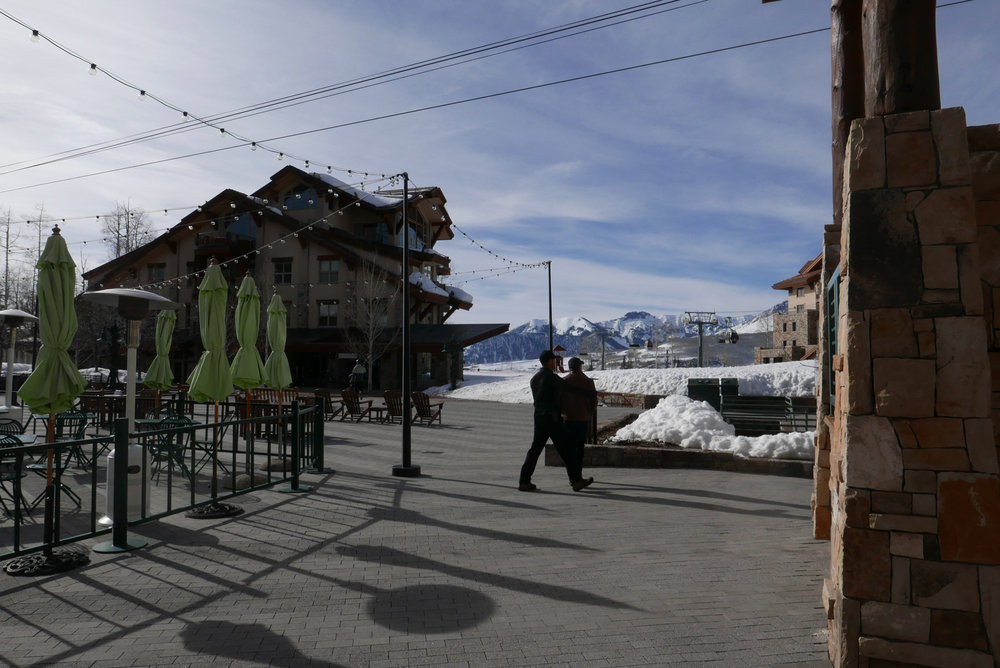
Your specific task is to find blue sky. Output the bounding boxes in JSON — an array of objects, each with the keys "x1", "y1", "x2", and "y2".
[{"x1": 1, "y1": 1, "x2": 998, "y2": 326}]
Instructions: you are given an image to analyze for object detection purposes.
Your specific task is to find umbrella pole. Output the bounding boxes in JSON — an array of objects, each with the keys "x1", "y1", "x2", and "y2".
[
  {"x1": 42, "y1": 413, "x2": 56, "y2": 556},
  {"x1": 211, "y1": 401, "x2": 219, "y2": 499},
  {"x1": 245, "y1": 391, "x2": 252, "y2": 473}
]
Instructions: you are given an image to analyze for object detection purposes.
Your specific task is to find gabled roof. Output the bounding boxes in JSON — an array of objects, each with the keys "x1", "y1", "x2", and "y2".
[{"x1": 771, "y1": 252, "x2": 822, "y2": 291}]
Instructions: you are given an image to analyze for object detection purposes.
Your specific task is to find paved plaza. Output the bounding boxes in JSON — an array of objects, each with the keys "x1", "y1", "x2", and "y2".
[{"x1": 0, "y1": 398, "x2": 830, "y2": 667}]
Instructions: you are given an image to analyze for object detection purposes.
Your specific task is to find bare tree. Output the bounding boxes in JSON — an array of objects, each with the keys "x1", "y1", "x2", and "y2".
[
  {"x1": 102, "y1": 201, "x2": 154, "y2": 258},
  {"x1": 0, "y1": 208, "x2": 23, "y2": 306},
  {"x1": 344, "y1": 260, "x2": 401, "y2": 391}
]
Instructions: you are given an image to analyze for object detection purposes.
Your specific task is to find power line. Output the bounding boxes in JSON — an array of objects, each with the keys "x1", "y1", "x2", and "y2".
[
  {"x1": 0, "y1": 25, "x2": 829, "y2": 196},
  {"x1": 0, "y1": 0, "x2": 703, "y2": 176}
]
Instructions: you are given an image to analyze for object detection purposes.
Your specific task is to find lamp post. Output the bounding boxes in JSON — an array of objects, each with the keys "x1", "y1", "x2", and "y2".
[
  {"x1": 98, "y1": 322, "x2": 123, "y2": 392},
  {"x1": 393, "y1": 173, "x2": 420, "y2": 477},
  {"x1": 0, "y1": 309, "x2": 38, "y2": 412}
]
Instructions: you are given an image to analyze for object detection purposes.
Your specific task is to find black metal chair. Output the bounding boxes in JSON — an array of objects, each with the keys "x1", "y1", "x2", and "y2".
[{"x1": 149, "y1": 417, "x2": 194, "y2": 484}]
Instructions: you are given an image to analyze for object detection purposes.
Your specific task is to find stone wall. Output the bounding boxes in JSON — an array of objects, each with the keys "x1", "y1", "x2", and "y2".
[{"x1": 823, "y1": 107, "x2": 1000, "y2": 666}]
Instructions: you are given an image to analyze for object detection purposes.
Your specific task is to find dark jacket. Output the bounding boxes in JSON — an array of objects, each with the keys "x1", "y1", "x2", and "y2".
[
  {"x1": 531, "y1": 366, "x2": 596, "y2": 419},
  {"x1": 561, "y1": 370, "x2": 597, "y2": 422}
]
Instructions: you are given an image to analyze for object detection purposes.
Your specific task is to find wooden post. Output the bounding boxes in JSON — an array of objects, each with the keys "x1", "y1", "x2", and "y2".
[{"x1": 862, "y1": 0, "x2": 940, "y2": 116}]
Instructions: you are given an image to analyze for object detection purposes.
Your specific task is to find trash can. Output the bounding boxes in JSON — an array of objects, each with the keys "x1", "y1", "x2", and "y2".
[
  {"x1": 99, "y1": 444, "x2": 148, "y2": 526},
  {"x1": 687, "y1": 378, "x2": 721, "y2": 411}
]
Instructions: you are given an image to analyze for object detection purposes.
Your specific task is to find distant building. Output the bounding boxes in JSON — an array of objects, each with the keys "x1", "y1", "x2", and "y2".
[
  {"x1": 82, "y1": 166, "x2": 508, "y2": 389},
  {"x1": 754, "y1": 253, "x2": 821, "y2": 364}
]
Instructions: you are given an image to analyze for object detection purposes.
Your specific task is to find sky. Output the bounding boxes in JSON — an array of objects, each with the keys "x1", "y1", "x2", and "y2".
[{"x1": 1, "y1": 1, "x2": 998, "y2": 327}]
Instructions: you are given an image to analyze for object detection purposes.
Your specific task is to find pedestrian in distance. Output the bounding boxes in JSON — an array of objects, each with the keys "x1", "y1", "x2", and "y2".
[
  {"x1": 561, "y1": 356, "x2": 597, "y2": 477},
  {"x1": 518, "y1": 350, "x2": 599, "y2": 492},
  {"x1": 351, "y1": 360, "x2": 366, "y2": 394}
]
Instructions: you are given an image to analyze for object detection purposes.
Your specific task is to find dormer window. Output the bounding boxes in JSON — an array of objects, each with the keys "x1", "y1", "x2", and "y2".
[{"x1": 284, "y1": 185, "x2": 318, "y2": 211}]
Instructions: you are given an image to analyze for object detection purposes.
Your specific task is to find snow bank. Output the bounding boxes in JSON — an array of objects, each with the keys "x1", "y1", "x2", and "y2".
[{"x1": 610, "y1": 394, "x2": 814, "y2": 460}]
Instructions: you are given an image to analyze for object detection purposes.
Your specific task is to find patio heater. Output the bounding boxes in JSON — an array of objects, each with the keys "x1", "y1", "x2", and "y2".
[
  {"x1": 80, "y1": 288, "x2": 179, "y2": 544},
  {"x1": 0, "y1": 309, "x2": 38, "y2": 413}
]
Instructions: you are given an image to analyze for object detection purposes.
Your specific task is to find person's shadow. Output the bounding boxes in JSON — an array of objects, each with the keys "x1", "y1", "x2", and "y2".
[{"x1": 179, "y1": 621, "x2": 345, "y2": 667}]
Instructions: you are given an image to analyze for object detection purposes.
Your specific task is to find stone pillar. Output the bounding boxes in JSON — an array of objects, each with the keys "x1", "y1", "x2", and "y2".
[{"x1": 826, "y1": 107, "x2": 1000, "y2": 666}]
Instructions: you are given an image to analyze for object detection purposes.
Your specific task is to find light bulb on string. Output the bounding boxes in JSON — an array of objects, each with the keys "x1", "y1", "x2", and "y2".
[
  {"x1": 277, "y1": 153, "x2": 283, "y2": 161},
  {"x1": 30, "y1": 29, "x2": 40, "y2": 42},
  {"x1": 251, "y1": 142, "x2": 257, "y2": 151},
  {"x1": 89, "y1": 63, "x2": 97, "y2": 76},
  {"x1": 139, "y1": 90, "x2": 147, "y2": 101}
]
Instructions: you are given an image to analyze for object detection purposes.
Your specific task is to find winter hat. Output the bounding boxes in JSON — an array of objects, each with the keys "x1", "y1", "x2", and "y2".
[
  {"x1": 539, "y1": 350, "x2": 557, "y2": 365},
  {"x1": 568, "y1": 357, "x2": 583, "y2": 370}
]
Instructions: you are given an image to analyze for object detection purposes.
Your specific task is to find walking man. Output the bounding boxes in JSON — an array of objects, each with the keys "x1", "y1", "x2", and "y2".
[
  {"x1": 518, "y1": 350, "x2": 596, "y2": 492},
  {"x1": 561, "y1": 356, "x2": 597, "y2": 477}
]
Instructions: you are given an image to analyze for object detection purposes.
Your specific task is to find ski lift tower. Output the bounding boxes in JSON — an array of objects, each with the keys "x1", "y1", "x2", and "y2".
[{"x1": 682, "y1": 311, "x2": 717, "y2": 368}]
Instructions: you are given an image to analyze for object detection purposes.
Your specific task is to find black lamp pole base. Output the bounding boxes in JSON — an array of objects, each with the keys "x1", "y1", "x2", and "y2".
[{"x1": 392, "y1": 464, "x2": 421, "y2": 478}]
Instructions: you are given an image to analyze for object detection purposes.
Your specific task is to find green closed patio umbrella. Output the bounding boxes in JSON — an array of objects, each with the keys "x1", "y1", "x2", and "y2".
[
  {"x1": 263, "y1": 291, "x2": 291, "y2": 392},
  {"x1": 7, "y1": 227, "x2": 88, "y2": 574},
  {"x1": 143, "y1": 309, "x2": 176, "y2": 406},
  {"x1": 230, "y1": 273, "x2": 266, "y2": 474},
  {"x1": 185, "y1": 260, "x2": 237, "y2": 517}
]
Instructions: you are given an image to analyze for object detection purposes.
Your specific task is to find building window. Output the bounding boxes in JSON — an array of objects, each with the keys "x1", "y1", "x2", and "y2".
[
  {"x1": 796, "y1": 304, "x2": 805, "y2": 312},
  {"x1": 782, "y1": 322, "x2": 787, "y2": 332},
  {"x1": 147, "y1": 263, "x2": 165, "y2": 283},
  {"x1": 319, "y1": 259, "x2": 339, "y2": 284},
  {"x1": 796, "y1": 287, "x2": 805, "y2": 297},
  {"x1": 791, "y1": 322, "x2": 797, "y2": 332},
  {"x1": 283, "y1": 185, "x2": 318, "y2": 211},
  {"x1": 318, "y1": 300, "x2": 338, "y2": 327},
  {"x1": 273, "y1": 258, "x2": 292, "y2": 284}
]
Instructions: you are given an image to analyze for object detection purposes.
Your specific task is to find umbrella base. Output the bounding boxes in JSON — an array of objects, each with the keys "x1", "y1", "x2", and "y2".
[
  {"x1": 185, "y1": 502, "x2": 244, "y2": 520},
  {"x1": 4, "y1": 547, "x2": 89, "y2": 576},
  {"x1": 392, "y1": 465, "x2": 422, "y2": 478},
  {"x1": 93, "y1": 537, "x2": 147, "y2": 553}
]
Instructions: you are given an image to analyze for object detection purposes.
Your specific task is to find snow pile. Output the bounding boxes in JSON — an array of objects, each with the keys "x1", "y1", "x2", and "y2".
[{"x1": 610, "y1": 394, "x2": 814, "y2": 460}]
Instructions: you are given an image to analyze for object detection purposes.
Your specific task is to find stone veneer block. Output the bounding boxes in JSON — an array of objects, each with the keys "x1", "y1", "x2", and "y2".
[
  {"x1": 846, "y1": 416, "x2": 903, "y2": 491},
  {"x1": 910, "y1": 417, "x2": 966, "y2": 448},
  {"x1": 859, "y1": 637, "x2": 994, "y2": 667},
  {"x1": 885, "y1": 110, "x2": 931, "y2": 133},
  {"x1": 935, "y1": 317, "x2": 991, "y2": 417},
  {"x1": 912, "y1": 493, "x2": 937, "y2": 516},
  {"x1": 965, "y1": 418, "x2": 1000, "y2": 474},
  {"x1": 847, "y1": 117, "x2": 886, "y2": 192},
  {"x1": 976, "y1": 227, "x2": 1000, "y2": 284},
  {"x1": 887, "y1": 131, "x2": 937, "y2": 188},
  {"x1": 932, "y1": 108, "x2": 972, "y2": 187},
  {"x1": 871, "y1": 491, "x2": 911, "y2": 514},
  {"x1": 981, "y1": 566, "x2": 1000, "y2": 658},
  {"x1": 869, "y1": 513, "x2": 938, "y2": 534},
  {"x1": 860, "y1": 601, "x2": 929, "y2": 643},
  {"x1": 911, "y1": 560, "x2": 981, "y2": 611},
  {"x1": 938, "y1": 473, "x2": 1000, "y2": 564},
  {"x1": 843, "y1": 527, "x2": 891, "y2": 601},
  {"x1": 845, "y1": 488, "x2": 871, "y2": 528},
  {"x1": 969, "y1": 150, "x2": 1000, "y2": 200},
  {"x1": 902, "y1": 448, "x2": 971, "y2": 471},
  {"x1": 915, "y1": 187, "x2": 978, "y2": 245},
  {"x1": 905, "y1": 470, "x2": 938, "y2": 493},
  {"x1": 958, "y1": 244, "x2": 984, "y2": 315},
  {"x1": 930, "y1": 609, "x2": 989, "y2": 650},
  {"x1": 889, "y1": 532, "x2": 924, "y2": 559},
  {"x1": 846, "y1": 190, "x2": 922, "y2": 309},
  {"x1": 893, "y1": 421, "x2": 918, "y2": 448},
  {"x1": 892, "y1": 556, "x2": 911, "y2": 605},
  {"x1": 967, "y1": 123, "x2": 1000, "y2": 151},
  {"x1": 869, "y1": 308, "x2": 918, "y2": 357},
  {"x1": 921, "y1": 245, "x2": 958, "y2": 290},
  {"x1": 843, "y1": 311, "x2": 873, "y2": 415},
  {"x1": 976, "y1": 201, "x2": 1000, "y2": 228},
  {"x1": 873, "y1": 358, "x2": 936, "y2": 417}
]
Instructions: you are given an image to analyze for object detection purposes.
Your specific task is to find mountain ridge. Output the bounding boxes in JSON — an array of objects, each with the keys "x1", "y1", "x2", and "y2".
[{"x1": 465, "y1": 302, "x2": 786, "y2": 364}]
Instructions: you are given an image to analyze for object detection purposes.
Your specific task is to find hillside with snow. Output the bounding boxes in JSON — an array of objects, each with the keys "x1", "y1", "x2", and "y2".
[{"x1": 465, "y1": 304, "x2": 786, "y2": 364}]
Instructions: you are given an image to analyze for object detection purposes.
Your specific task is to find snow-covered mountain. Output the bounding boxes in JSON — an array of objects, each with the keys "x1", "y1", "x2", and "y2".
[{"x1": 465, "y1": 303, "x2": 786, "y2": 364}]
